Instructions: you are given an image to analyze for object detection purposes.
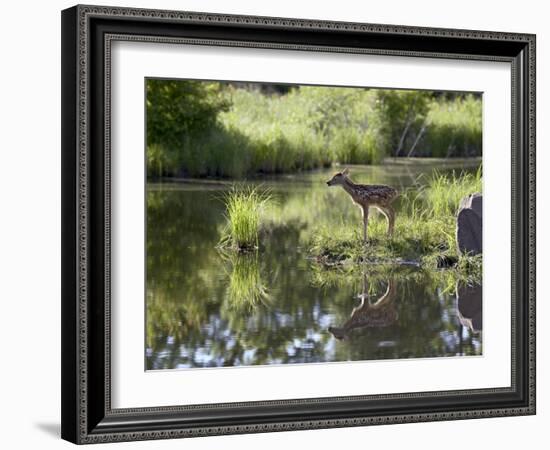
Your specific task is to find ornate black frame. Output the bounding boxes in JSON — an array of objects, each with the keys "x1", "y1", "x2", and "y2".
[{"x1": 61, "y1": 4, "x2": 536, "y2": 444}]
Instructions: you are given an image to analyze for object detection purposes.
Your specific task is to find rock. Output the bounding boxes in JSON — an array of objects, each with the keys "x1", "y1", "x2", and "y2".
[
  {"x1": 456, "y1": 282, "x2": 482, "y2": 332},
  {"x1": 461, "y1": 192, "x2": 482, "y2": 217},
  {"x1": 456, "y1": 193, "x2": 482, "y2": 256}
]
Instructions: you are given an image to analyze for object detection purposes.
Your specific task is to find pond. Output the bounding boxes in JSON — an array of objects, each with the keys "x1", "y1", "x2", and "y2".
[{"x1": 146, "y1": 161, "x2": 482, "y2": 370}]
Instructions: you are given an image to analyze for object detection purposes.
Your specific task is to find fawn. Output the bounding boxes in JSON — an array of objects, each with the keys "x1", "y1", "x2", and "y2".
[{"x1": 326, "y1": 168, "x2": 398, "y2": 242}]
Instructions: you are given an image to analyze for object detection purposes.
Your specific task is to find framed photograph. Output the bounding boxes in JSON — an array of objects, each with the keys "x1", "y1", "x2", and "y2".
[{"x1": 61, "y1": 4, "x2": 536, "y2": 444}]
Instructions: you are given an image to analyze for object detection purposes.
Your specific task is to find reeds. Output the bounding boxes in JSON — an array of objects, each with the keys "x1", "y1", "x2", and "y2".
[
  {"x1": 220, "y1": 185, "x2": 271, "y2": 250},
  {"x1": 423, "y1": 167, "x2": 482, "y2": 217},
  {"x1": 147, "y1": 85, "x2": 482, "y2": 178}
]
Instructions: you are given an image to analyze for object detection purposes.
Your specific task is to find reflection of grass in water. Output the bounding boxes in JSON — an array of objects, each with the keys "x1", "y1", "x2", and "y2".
[
  {"x1": 308, "y1": 169, "x2": 482, "y2": 282},
  {"x1": 222, "y1": 251, "x2": 270, "y2": 312},
  {"x1": 219, "y1": 185, "x2": 271, "y2": 250},
  {"x1": 310, "y1": 257, "x2": 481, "y2": 304},
  {"x1": 147, "y1": 85, "x2": 482, "y2": 178},
  {"x1": 310, "y1": 263, "x2": 421, "y2": 290}
]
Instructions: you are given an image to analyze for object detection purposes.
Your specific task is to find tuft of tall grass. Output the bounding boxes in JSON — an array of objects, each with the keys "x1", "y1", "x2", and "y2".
[
  {"x1": 220, "y1": 185, "x2": 271, "y2": 250},
  {"x1": 423, "y1": 167, "x2": 482, "y2": 217}
]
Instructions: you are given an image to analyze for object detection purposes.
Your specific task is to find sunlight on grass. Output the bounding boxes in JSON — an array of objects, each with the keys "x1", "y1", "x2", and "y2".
[
  {"x1": 146, "y1": 80, "x2": 482, "y2": 178},
  {"x1": 219, "y1": 185, "x2": 272, "y2": 250},
  {"x1": 423, "y1": 166, "x2": 482, "y2": 217}
]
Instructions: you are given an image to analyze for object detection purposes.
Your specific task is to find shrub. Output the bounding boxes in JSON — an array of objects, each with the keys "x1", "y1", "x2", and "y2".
[
  {"x1": 425, "y1": 94, "x2": 482, "y2": 157},
  {"x1": 146, "y1": 80, "x2": 483, "y2": 178}
]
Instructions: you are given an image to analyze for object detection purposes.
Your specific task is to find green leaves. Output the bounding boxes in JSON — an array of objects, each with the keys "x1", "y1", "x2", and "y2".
[
  {"x1": 146, "y1": 79, "x2": 231, "y2": 175},
  {"x1": 146, "y1": 80, "x2": 482, "y2": 179}
]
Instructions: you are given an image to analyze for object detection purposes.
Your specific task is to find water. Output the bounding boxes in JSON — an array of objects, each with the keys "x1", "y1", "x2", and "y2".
[{"x1": 146, "y1": 161, "x2": 482, "y2": 370}]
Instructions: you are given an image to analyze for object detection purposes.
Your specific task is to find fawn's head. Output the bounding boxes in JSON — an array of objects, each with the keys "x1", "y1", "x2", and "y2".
[{"x1": 326, "y1": 168, "x2": 350, "y2": 186}]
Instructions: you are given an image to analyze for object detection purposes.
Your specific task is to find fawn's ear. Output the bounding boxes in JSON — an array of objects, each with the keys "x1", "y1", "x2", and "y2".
[{"x1": 342, "y1": 168, "x2": 350, "y2": 176}]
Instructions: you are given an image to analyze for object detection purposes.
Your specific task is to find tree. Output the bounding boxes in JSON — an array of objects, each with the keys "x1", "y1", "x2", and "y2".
[
  {"x1": 146, "y1": 79, "x2": 231, "y2": 150},
  {"x1": 373, "y1": 90, "x2": 431, "y2": 156}
]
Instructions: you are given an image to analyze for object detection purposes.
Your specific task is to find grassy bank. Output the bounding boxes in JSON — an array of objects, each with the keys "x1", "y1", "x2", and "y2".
[
  {"x1": 308, "y1": 169, "x2": 482, "y2": 282},
  {"x1": 147, "y1": 80, "x2": 482, "y2": 178}
]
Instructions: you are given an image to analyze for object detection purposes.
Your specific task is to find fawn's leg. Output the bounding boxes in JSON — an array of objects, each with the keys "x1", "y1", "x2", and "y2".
[
  {"x1": 380, "y1": 206, "x2": 395, "y2": 236},
  {"x1": 362, "y1": 206, "x2": 369, "y2": 243},
  {"x1": 386, "y1": 205, "x2": 396, "y2": 236}
]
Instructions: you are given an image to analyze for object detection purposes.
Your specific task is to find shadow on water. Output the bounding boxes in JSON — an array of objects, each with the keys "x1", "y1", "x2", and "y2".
[{"x1": 146, "y1": 165, "x2": 482, "y2": 370}]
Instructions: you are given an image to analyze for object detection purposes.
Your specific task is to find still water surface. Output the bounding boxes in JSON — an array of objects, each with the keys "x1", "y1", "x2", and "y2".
[{"x1": 146, "y1": 162, "x2": 482, "y2": 370}]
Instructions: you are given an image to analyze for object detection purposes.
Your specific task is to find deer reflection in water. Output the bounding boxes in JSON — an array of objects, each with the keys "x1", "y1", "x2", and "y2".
[{"x1": 328, "y1": 271, "x2": 398, "y2": 340}]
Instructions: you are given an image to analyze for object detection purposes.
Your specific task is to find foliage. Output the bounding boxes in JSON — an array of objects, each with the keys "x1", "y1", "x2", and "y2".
[
  {"x1": 146, "y1": 80, "x2": 482, "y2": 178},
  {"x1": 219, "y1": 185, "x2": 272, "y2": 250},
  {"x1": 146, "y1": 79, "x2": 231, "y2": 176},
  {"x1": 423, "y1": 166, "x2": 482, "y2": 217},
  {"x1": 372, "y1": 91, "x2": 483, "y2": 159},
  {"x1": 425, "y1": 94, "x2": 483, "y2": 158},
  {"x1": 373, "y1": 89, "x2": 431, "y2": 156}
]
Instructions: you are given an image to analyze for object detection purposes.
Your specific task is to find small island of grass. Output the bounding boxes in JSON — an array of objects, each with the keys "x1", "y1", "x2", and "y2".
[
  {"x1": 308, "y1": 169, "x2": 482, "y2": 283},
  {"x1": 219, "y1": 185, "x2": 272, "y2": 251}
]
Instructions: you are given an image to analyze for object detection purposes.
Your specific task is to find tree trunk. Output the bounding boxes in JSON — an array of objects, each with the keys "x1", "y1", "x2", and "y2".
[{"x1": 407, "y1": 124, "x2": 427, "y2": 157}]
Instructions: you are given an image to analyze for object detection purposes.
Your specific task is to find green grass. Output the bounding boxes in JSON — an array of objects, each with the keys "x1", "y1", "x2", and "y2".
[
  {"x1": 423, "y1": 166, "x2": 482, "y2": 217},
  {"x1": 309, "y1": 258, "x2": 480, "y2": 299},
  {"x1": 222, "y1": 251, "x2": 270, "y2": 312},
  {"x1": 308, "y1": 170, "x2": 482, "y2": 281},
  {"x1": 425, "y1": 94, "x2": 482, "y2": 158},
  {"x1": 309, "y1": 262, "x2": 422, "y2": 291},
  {"x1": 219, "y1": 185, "x2": 272, "y2": 250},
  {"x1": 146, "y1": 83, "x2": 482, "y2": 178}
]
